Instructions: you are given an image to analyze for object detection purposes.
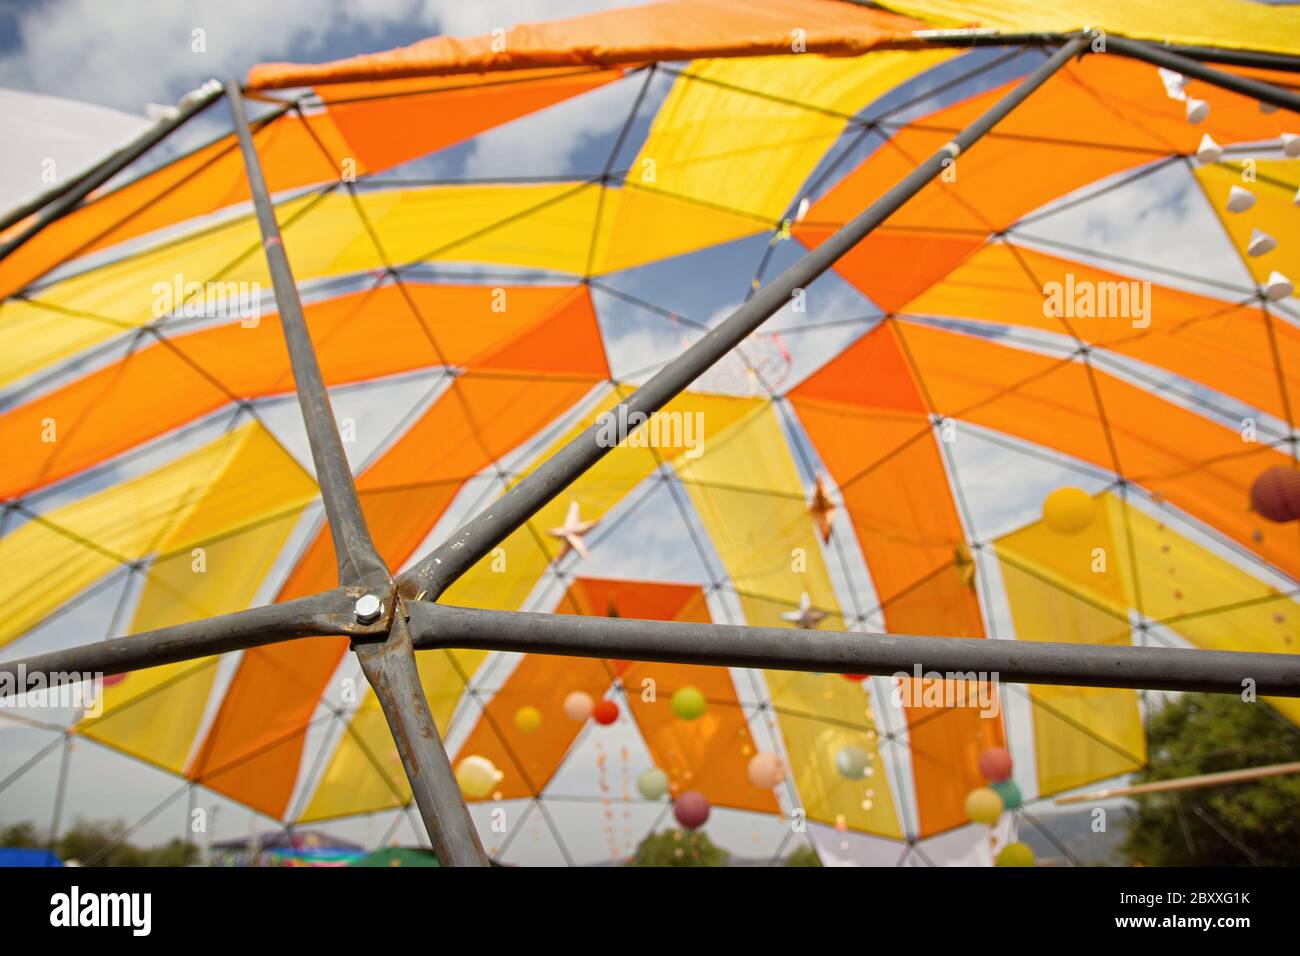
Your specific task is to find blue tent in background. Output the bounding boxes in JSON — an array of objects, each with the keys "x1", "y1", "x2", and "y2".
[{"x1": 0, "y1": 848, "x2": 63, "y2": 867}]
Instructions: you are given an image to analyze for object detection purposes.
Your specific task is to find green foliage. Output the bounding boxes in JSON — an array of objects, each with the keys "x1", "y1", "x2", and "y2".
[
  {"x1": 0, "y1": 821, "x2": 41, "y2": 849},
  {"x1": 1119, "y1": 695, "x2": 1300, "y2": 867},
  {"x1": 784, "y1": 845, "x2": 822, "y2": 867},
  {"x1": 629, "y1": 828, "x2": 729, "y2": 867},
  {"x1": 1, "y1": 818, "x2": 200, "y2": 866}
]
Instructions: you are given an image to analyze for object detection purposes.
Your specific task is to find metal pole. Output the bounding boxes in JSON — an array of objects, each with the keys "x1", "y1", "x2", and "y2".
[
  {"x1": 0, "y1": 81, "x2": 226, "y2": 258},
  {"x1": 354, "y1": 611, "x2": 489, "y2": 866},
  {"x1": 0, "y1": 589, "x2": 377, "y2": 685},
  {"x1": 397, "y1": 34, "x2": 1091, "y2": 602},
  {"x1": 411, "y1": 603, "x2": 1300, "y2": 697},
  {"x1": 225, "y1": 79, "x2": 485, "y2": 863},
  {"x1": 1104, "y1": 34, "x2": 1300, "y2": 114},
  {"x1": 225, "y1": 80, "x2": 389, "y2": 591},
  {"x1": 1056, "y1": 760, "x2": 1300, "y2": 805}
]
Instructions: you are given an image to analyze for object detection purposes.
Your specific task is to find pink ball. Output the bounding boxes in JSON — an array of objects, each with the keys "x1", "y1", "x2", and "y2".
[
  {"x1": 673, "y1": 790, "x2": 711, "y2": 830},
  {"x1": 747, "y1": 752, "x2": 785, "y2": 789},
  {"x1": 978, "y1": 747, "x2": 1013, "y2": 783}
]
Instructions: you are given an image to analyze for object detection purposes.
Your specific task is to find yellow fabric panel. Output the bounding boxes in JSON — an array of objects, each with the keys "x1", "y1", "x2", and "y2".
[
  {"x1": 13, "y1": 184, "x2": 759, "y2": 387},
  {"x1": 1108, "y1": 495, "x2": 1300, "y2": 724},
  {"x1": 997, "y1": 559, "x2": 1145, "y2": 795},
  {"x1": 877, "y1": 0, "x2": 1300, "y2": 55},
  {"x1": 0, "y1": 298, "x2": 129, "y2": 390},
  {"x1": 631, "y1": 50, "x2": 952, "y2": 221},
  {"x1": 0, "y1": 421, "x2": 315, "y2": 650},
  {"x1": 1195, "y1": 160, "x2": 1300, "y2": 286},
  {"x1": 299, "y1": 388, "x2": 762, "y2": 821},
  {"x1": 675, "y1": 403, "x2": 902, "y2": 837},
  {"x1": 78, "y1": 510, "x2": 305, "y2": 772}
]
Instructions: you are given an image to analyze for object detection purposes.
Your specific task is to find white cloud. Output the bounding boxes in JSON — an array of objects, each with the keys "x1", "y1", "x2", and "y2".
[{"x1": 0, "y1": 0, "x2": 640, "y2": 113}]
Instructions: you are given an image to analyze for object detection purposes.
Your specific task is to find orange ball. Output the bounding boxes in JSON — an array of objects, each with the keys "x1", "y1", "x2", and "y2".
[{"x1": 592, "y1": 698, "x2": 620, "y2": 725}]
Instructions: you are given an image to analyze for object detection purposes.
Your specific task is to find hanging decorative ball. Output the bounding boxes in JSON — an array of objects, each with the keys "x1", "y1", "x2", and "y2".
[
  {"x1": 455, "y1": 755, "x2": 502, "y2": 798},
  {"x1": 977, "y1": 747, "x2": 1014, "y2": 783},
  {"x1": 1042, "y1": 487, "x2": 1094, "y2": 534},
  {"x1": 673, "y1": 790, "x2": 711, "y2": 830},
  {"x1": 995, "y1": 842, "x2": 1035, "y2": 867},
  {"x1": 592, "y1": 698, "x2": 620, "y2": 725},
  {"x1": 835, "y1": 745, "x2": 870, "y2": 780},
  {"x1": 1283, "y1": 132, "x2": 1300, "y2": 158},
  {"x1": 841, "y1": 674, "x2": 867, "y2": 682},
  {"x1": 671, "y1": 686, "x2": 708, "y2": 720},
  {"x1": 991, "y1": 778, "x2": 1023, "y2": 811},
  {"x1": 747, "y1": 752, "x2": 786, "y2": 789},
  {"x1": 965, "y1": 786, "x2": 1004, "y2": 825},
  {"x1": 513, "y1": 706, "x2": 542, "y2": 734},
  {"x1": 563, "y1": 690, "x2": 594, "y2": 721},
  {"x1": 1250, "y1": 466, "x2": 1300, "y2": 522},
  {"x1": 636, "y1": 767, "x2": 670, "y2": 800}
]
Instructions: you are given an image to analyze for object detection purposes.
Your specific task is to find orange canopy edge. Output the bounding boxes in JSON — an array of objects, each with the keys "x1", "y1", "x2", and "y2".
[{"x1": 244, "y1": 0, "x2": 929, "y2": 89}]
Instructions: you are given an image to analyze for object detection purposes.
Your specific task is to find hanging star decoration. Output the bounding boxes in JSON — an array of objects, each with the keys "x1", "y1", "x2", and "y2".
[
  {"x1": 810, "y1": 472, "x2": 836, "y2": 543},
  {"x1": 781, "y1": 591, "x2": 828, "y2": 630},
  {"x1": 953, "y1": 541, "x2": 977, "y2": 590},
  {"x1": 548, "y1": 500, "x2": 597, "y2": 560}
]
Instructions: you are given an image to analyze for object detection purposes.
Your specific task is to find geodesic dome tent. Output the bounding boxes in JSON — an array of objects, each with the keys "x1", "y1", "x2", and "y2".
[{"x1": 2, "y1": 0, "x2": 1300, "y2": 866}]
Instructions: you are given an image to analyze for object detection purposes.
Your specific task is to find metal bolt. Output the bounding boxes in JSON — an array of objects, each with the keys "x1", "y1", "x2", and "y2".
[{"x1": 355, "y1": 594, "x2": 383, "y2": 624}]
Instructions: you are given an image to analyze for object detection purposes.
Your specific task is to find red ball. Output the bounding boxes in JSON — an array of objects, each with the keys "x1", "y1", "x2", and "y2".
[
  {"x1": 977, "y1": 747, "x2": 1013, "y2": 783},
  {"x1": 592, "y1": 698, "x2": 620, "y2": 725},
  {"x1": 841, "y1": 674, "x2": 867, "y2": 682},
  {"x1": 673, "y1": 790, "x2": 711, "y2": 829},
  {"x1": 1251, "y1": 466, "x2": 1300, "y2": 523}
]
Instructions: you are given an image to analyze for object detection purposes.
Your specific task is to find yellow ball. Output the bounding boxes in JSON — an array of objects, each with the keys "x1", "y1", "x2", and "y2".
[
  {"x1": 514, "y1": 706, "x2": 542, "y2": 734},
  {"x1": 964, "y1": 786, "x2": 1004, "y2": 825},
  {"x1": 1043, "y1": 486, "x2": 1094, "y2": 534},
  {"x1": 995, "y1": 842, "x2": 1035, "y2": 867},
  {"x1": 456, "y1": 755, "x2": 502, "y2": 798}
]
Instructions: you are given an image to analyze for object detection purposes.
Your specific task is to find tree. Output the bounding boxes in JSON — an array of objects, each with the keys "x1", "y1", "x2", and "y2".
[
  {"x1": 629, "y1": 828, "x2": 728, "y2": 866},
  {"x1": 784, "y1": 845, "x2": 822, "y2": 867},
  {"x1": 1119, "y1": 694, "x2": 1300, "y2": 866},
  {"x1": 0, "y1": 821, "x2": 41, "y2": 849}
]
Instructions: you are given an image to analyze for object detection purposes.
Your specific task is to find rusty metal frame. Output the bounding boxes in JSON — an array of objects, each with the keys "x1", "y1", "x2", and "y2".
[{"x1": 4, "y1": 32, "x2": 1300, "y2": 866}]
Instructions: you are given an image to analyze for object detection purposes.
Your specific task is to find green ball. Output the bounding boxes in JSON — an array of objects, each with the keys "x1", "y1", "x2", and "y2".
[
  {"x1": 835, "y1": 745, "x2": 870, "y2": 780},
  {"x1": 671, "y1": 686, "x2": 707, "y2": 720},
  {"x1": 637, "y1": 768, "x2": 670, "y2": 800},
  {"x1": 995, "y1": 842, "x2": 1034, "y2": 867},
  {"x1": 991, "y1": 779, "x2": 1022, "y2": 810}
]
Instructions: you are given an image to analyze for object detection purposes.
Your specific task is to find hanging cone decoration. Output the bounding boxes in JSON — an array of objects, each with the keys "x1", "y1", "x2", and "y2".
[
  {"x1": 1195, "y1": 133, "x2": 1223, "y2": 164},
  {"x1": 1158, "y1": 68, "x2": 1188, "y2": 100},
  {"x1": 1185, "y1": 98, "x2": 1210, "y2": 123},
  {"x1": 1226, "y1": 184, "x2": 1256, "y2": 213},
  {"x1": 1248, "y1": 228, "x2": 1277, "y2": 257},
  {"x1": 1265, "y1": 271, "x2": 1294, "y2": 300},
  {"x1": 1282, "y1": 132, "x2": 1300, "y2": 158}
]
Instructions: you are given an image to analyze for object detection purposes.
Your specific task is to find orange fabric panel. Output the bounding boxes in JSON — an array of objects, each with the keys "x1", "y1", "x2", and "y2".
[
  {"x1": 246, "y1": 0, "x2": 923, "y2": 88},
  {"x1": 0, "y1": 72, "x2": 617, "y2": 298},
  {"x1": 454, "y1": 579, "x2": 776, "y2": 813},
  {"x1": 796, "y1": 53, "x2": 1297, "y2": 311},
  {"x1": 790, "y1": 322, "x2": 1000, "y2": 835},
  {"x1": 187, "y1": 294, "x2": 607, "y2": 816},
  {"x1": 895, "y1": 320, "x2": 1300, "y2": 582},
  {"x1": 0, "y1": 283, "x2": 594, "y2": 502},
  {"x1": 320, "y1": 69, "x2": 621, "y2": 171},
  {"x1": 903, "y1": 242, "x2": 1299, "y2": 423}
]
